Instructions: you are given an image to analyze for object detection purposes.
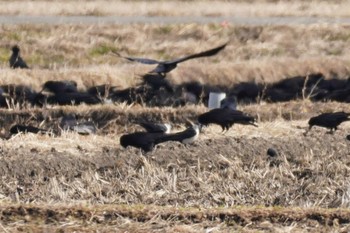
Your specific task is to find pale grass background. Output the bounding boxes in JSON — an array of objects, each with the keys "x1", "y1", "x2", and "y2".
[{"x1": 0, "y1": 0, "x2": 350, "y2": 17}]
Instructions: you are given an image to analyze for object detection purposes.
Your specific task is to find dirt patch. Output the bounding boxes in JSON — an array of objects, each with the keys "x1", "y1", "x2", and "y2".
[
  {"x1": 1, "y1": 204, "x2": 350, "y2": 232},
  {"x1": 0, "y1": 125, "x2": 349, "y2": 209}
]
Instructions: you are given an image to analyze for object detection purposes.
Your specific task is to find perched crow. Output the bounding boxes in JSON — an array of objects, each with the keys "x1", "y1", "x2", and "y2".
[
  {"x1": 10, "y1": 124, "x2": 47, "y2": 135},
  {"x1": 0, "y1": 84, "x2": 40, "y2": 107},
  {"x1": 47, "y1": 92, "x2": 101, "y2": 105},
  {"x1": 141, "y1": 73, "x2": 174, "y2": 92},
  {"x1": 139, "y1": 122, "x2": 172, "y2": 134},
  {"x1": 41, "y1": 80, "x2": 78, "y2": 94},
  {"x1": 120, "y1": 124, "x2": 200, "y2": 152},
  {"x1": 306, "y1": 111, "x2": 350, "y2": 134},
  {"x1": 113, "y1": 42, "x2": 227, "y2": 75},
  {"x1": 198, "y1": 108, "x2": 257, "y2": 132},
  {"x1": 9, "y1": 45, "x2": 29, "y2": 69}
]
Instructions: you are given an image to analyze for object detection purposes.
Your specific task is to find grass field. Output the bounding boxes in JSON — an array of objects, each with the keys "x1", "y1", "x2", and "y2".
[
  {"x1": 1, "y1": 0, "x2": 350, "y2": 18},
  {"x1": 1, "y1": 1, "x2": 350, "y2": 232}
]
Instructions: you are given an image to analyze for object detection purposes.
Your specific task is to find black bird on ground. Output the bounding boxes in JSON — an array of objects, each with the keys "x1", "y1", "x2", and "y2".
[
  {"x1": 306, "y1": 111, "x2": 350, "y2": 134},
  {"x1": 41, "y1": 80, "x2": 78, "y2": 94},
  {"x1": 46, "y1": 92, "x2": 101, "y2": 105},
  {"x1": 120, "y1": 124, "x2": 200, "y2": 152},
  {"x1": 140, "y1": 73, "x2": 174, "y2": 92},
  {"x1": 9, "y1": 45, "x2": 29, "y2": 69},
  {"x1": 113, "y1": 42, "x2": 227, "y2": 75},
  {"x1": 138, "y1": 122, "x2": 172, "y2": 134},
  {"x1": 10, "y1": 124, "x2": 47, "y2": 135},
  {"x1": 0, "y1": 84, "x2": 41, "y2": 107},
  {"x1": 198, "y1": 108, "x2": 257, "y2": 132}
]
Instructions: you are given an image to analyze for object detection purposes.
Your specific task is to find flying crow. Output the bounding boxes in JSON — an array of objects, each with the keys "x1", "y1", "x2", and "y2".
[
  {"x1": 113, "y1": 42, "x2": 227, "y2": 75},
  {"x1": 306, "y1": 111, "x2": 350, "y2": 134},
  {"x1": 198, "y1": 108, "x2": 257, "y2": 132},
  {"x1": 9, "y1": 45, "x2": 29, "y2": 69},
  {"x1": 120, "y1": 124, "x2": 200, "y2": 152}
]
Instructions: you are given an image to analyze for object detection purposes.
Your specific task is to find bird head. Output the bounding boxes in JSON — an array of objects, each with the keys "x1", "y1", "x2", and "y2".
[
  {"x1": 308, "y1": 117, "x2": 316, "y2": 129},
  {"x1": 12, "y1": 45, "x2": 20, "y2": 53}
]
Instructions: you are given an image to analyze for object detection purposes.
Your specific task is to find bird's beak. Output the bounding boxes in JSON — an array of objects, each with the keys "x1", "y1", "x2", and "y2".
[{"x1": 198, "y1": 124, "x2": 204, "y2": 133}]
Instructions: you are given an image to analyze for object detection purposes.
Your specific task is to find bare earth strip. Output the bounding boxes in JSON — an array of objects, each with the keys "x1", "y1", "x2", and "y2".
[{"x1": 1, "y1": 204, "x2": 350, "y2": 232}]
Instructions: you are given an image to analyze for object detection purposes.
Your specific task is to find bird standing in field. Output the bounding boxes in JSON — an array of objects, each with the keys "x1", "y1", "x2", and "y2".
[
  {"x1": 198, "y1": 108, "x2": 257, "y2": 132},
  {"x1": 9, "y1": 45, "x2": 29, "y2": 69},
  {"x1": 305, "y1": 111, "x2": 350, "y2": 134},
  {"x1": 10, "y1": 124, "x2": 47, "y2": 135},
  {"x1": 113, "y1": 42, "x2": 227, "y2": 76},
  {"x1": 120, "y1": 124, "x2": 200, "y2": 152}
]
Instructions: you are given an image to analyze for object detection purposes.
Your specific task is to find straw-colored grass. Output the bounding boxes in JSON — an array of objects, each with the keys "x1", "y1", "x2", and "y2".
[
  {"x1": 0, "y1": 117, "x2": 350, "y2": 232},
  {"x1": 1, "y1": 24, "x2": 350, "y2": 89},
  {"x1": 0, "y1": 0, "x2": 350, "y2": 18}
]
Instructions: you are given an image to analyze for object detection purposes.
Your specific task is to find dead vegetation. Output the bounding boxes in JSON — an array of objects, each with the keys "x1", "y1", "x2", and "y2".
[
  {"x1": 1, "y1": 8, "x2": 350, "y2": 231},
  {"x1": 1, "y1": 24, "x2": 350, "y2": 89},
  {"x1": 0, "y1": 118, "x2": 350, "y2": 232},
  {"x1": 1, "y1": 0, "x2": 350, "y2": 18}
]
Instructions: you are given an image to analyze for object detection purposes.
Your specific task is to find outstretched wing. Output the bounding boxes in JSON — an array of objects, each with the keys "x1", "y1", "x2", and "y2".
[
  {"x1": 111, "y1": 52, "x2": 161, "y2": 65},
  {"x1": 165, "y1": 42, "x2": 228, "y2": 64}
]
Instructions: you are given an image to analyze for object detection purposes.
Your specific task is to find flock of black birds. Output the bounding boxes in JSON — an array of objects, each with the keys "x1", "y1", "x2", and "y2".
[{"x1": 4, "y1": 44, "x2": 350, "y2": 153}]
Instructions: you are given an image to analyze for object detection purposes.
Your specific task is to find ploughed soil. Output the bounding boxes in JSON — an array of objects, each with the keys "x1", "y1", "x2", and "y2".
[{"x1": 0, "y1": 110, "x2": 349, "y2": 231}]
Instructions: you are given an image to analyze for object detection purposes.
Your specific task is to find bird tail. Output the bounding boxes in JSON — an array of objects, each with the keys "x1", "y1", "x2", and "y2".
[
  {"x1": 154, "y1": 131, "x2": 187, "y2": 144},
  {"x1": 154, "y1": 126, "x2": 197, "y2": 144}
]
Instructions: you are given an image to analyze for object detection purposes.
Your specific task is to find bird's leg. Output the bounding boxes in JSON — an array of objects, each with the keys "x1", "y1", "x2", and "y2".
[
  {"x1": 326, "y1": 128, "x2": 334, "y2": 134},
  {"x1": 303, "y1": 126, "x2": 312, "y2": 136}
]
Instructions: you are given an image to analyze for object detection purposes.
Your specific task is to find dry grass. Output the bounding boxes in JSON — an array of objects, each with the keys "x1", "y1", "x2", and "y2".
[
  {"x1": 0, "y1": 118, "x2": 349, "y2": 232},
  {"x1": 1, "y1": 0, "x2": 350, "y2": 18},
  {"x1": 1, "y1": 24, "x2": 350, "y2": 88},
  {"x1": 1, "y1": 5, "x2": 350, "y2": 231}
]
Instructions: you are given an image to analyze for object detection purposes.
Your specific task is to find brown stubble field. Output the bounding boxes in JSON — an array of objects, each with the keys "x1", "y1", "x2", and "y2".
[{"x1": 1, "y1": 1, "x2": 350, "y2": 232}]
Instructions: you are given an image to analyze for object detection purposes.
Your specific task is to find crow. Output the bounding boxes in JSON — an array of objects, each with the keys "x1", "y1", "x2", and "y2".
[
  {"x1": 198, "y1": 108, "x2": 257, "y2": 132},
  {"x1": 140, "y1": 73, "x2": 174, "y2": 92},
  {"x1": 306, "y1": 111, "x2": 350, "y2": 134},
  {"x1": 138, "y1": 122, "x2": 172, "y2": 134},
  {"x1": 41, "y1": 80, "x2": 78, "y2": 94},
  {"x1": 10, "y1": 124, "x2": 47, "y2": 135},
  {"x1": 120, "y1": 124, "x2": 200, "y2": 152},
  {"x1": 113, "y1": 42, "x2": 227, "y2": 75},
  {"x1": 46, "y1": 92, "x2": 101, "y2": 105},
  {"x1": 9, "y1": 45, "x2": 29, "y2": 69}
]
